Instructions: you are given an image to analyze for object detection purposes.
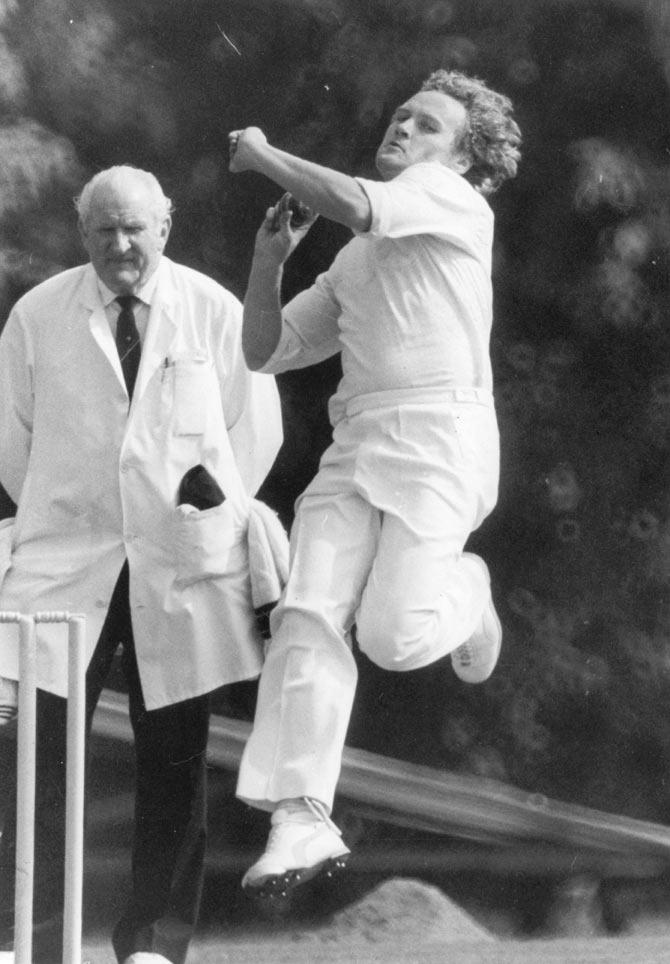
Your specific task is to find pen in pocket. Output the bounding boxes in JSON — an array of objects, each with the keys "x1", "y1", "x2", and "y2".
[{"x1": 161, "y1": 356, "x2": 175, "y2": 381}]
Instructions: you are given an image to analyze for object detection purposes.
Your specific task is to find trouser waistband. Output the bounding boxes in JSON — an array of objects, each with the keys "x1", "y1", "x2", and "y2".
[{"x1": 342, "y1": 386, "x2": 493, "y2": 418}]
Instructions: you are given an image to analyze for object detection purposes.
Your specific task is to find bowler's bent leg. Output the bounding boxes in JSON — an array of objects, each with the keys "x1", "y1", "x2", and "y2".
[
  {"x1": 356, "y1": 509, "x2": 492, "y2": 671},
  {"x1": 356, "y1": 399, "x2": 500, "y2": 677}
]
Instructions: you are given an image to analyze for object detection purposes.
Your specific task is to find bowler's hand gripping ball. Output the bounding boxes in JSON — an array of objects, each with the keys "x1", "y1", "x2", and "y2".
[{"x1": 271, "y1": 192, "x2": 312, "y2": 232}]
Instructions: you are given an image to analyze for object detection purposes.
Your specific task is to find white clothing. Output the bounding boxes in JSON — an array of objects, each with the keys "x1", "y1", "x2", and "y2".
[
  {"x1": 247, "y1": 500, "x2": 289, "y2": 613},
  {"x1": 237, "y1": 162, "x2": 499, "y2": 810},
  {"x1": 0, "y1": 257, "x2": 282, "y2": 709},
  {"x1": 237, "y1": 392, "x2": 498, "y2": 811},
  {"x1": 98, "y1": 271, "x2": 157, "y2": 342},
  {"x1": 260, "y1": 162, "x2": 494, "y2": 424}
]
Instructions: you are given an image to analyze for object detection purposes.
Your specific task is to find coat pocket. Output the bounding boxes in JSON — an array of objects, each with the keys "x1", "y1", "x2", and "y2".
[
  {"x1": 174, "y1": 501, "x2": 246, "y2": 585},
  {"x1": 175, "y1": 354, "x2": 217, "y2": 436}
]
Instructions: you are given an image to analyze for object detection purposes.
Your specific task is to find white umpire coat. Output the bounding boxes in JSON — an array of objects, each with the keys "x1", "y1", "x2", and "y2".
[{"x1": 0, "y1": 257, "x2": 283, "y2": 709}]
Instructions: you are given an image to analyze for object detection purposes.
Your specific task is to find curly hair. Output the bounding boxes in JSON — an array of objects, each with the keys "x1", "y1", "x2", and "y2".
[{"x1": 421, "y1": 69, "x2": 522, "y2": 196}]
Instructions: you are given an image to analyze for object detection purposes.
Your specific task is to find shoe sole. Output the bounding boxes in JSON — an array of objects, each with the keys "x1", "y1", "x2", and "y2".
[
  {"x1": 242, "y1": 853, "x2": 349, "y2": 902},
  {"x1": 452, "y1": 555, "x2": 502, "y2": 684},
  {"x1": 454, "y1": 599, "x2": 502, "y2": 683}
]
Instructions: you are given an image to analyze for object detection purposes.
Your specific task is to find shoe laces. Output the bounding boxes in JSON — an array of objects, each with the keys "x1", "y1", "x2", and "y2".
[
  {"x1": 271, "y1": 796, "x2": 341, "y2": 835},
  {"x1": 304, "y1": 796, "x2": 342, "y2": 834}
]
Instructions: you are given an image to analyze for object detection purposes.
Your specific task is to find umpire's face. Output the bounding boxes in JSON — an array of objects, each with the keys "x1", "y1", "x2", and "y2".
[{"x1": 79, "y1": 173, "x2": 171, "y2": 295}]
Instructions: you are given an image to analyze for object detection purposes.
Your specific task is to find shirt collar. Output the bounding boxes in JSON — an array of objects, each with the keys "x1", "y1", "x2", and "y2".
[{"x1": 96, "y1": 264, "x2": 161, "y2": 309}]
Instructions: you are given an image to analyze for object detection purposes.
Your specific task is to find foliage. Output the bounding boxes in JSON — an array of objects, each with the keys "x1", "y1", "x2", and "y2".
[{"x1": 2, "y1": 0, "x2": 670, "y2": 820}]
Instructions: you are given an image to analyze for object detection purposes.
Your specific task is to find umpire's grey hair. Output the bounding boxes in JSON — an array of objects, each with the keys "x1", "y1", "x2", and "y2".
[{"x1": 74, "y1": 166, "x2": 173, "y2": 223}]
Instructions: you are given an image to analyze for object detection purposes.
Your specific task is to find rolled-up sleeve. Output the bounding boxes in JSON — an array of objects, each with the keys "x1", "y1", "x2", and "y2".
[{"x1": 355, "y1": 162, "x2": 491, "y2": 257}]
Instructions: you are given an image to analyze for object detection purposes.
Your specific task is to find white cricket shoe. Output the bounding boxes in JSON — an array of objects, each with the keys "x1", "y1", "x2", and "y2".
[
  {"x1": 451, "y1": 556, "x2": 502, "y2": 684},
  {"x1": 242, "y1": 797, "x2": 350, "y2": 897}
]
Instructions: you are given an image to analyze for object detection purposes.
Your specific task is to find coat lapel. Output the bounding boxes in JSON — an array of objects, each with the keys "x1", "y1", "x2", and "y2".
[
  {"x1": 134, "y1": 260, "x2": 178, "y2": 403},
  {"x1": 79, "y1": 260, "x2": 179, "y2": 405},
  {"x1": 80, "y1": 265, "x2": 127, "y2": 393}
]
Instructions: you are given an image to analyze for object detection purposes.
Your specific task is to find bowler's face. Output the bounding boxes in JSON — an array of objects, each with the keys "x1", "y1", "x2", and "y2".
[
  {"x1": 79, "y1": 180, "x2": 171, "y2": 295},
  {"x1": 375, "y1": 89, "x2": 470, "y2": 181}
]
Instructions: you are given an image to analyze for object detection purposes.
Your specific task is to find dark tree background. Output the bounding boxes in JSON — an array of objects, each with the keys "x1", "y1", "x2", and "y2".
[{"x1": 2, "y1": 0, "x2": 670, "y2": 823}]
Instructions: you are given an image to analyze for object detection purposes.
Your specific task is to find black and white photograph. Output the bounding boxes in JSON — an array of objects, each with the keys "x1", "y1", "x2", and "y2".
[{"x1": 1, "y1": 1, "x2": 670, "y2": 961}]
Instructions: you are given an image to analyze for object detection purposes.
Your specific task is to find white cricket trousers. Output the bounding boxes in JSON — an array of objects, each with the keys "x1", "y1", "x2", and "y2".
[{"x1": 237, "y1": 388, "x2": 499, "y2": 812}]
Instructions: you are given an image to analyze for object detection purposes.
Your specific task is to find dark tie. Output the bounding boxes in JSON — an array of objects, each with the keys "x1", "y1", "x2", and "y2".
[{"x1": 115, "y1": 295, "x2": 141, "y2": 400}]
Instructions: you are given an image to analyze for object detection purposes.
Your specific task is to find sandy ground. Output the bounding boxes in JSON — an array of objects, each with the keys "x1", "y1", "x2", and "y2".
[
  {"x1": 70, "y1": 934, "x2": 670, "y2": 963},
  {"x1": 6, "y1": 724, "x2": 670, "y2": 963}
]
